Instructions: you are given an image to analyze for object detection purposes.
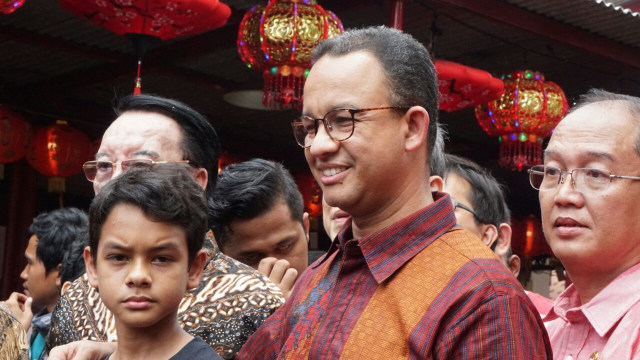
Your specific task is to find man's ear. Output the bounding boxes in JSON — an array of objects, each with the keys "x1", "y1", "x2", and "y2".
[
  {"x1": 187, "y1": 250, "x2": 208, "y2": 290},
  {"x1": 493, "y1": 223, "x2": 513, "y2": 258},
  {"x1": 303, "y1": 212, "x2": 310, "y2": 243},
  {"x1": 429, "y1": 175, "x2": 444, "y2": 192},
  {"x1": 479, "y1": 224, "x2": 499, "y2": 248},
  {"x1": 508, "y1": 254, "x2": 521, "y2": 278},
  {"x1": 83, "y1": 246, "x2": 99, "y2": 289},
  {"x1": 404, "y1": 106, "x2": 430, "y2": 152},
  {"x1": 193, "y1": 168, "x2": 208, "y2": 191}
]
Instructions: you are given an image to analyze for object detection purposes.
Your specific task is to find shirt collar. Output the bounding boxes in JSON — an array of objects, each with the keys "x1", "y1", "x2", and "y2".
[
  {"x1": 316, "y1": 192, "x2": 454, "y2": 281},
  {"x1": 546, "y1": 262, "x2": 640, "y2": 337}
]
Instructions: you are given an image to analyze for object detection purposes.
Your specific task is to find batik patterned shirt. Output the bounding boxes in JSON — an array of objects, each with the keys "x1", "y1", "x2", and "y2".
[
  {"x1": 237, "y1": 193, "x2": 552, "y2": 359},
  {"x1": 47, "y1": 233, "x2": 285, "y2": 359}
]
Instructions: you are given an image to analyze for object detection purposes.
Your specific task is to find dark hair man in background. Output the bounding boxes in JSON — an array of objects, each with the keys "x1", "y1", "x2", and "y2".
[
  {"x1": 2, "y1": 208, "x2": 88, "y2": 360},
  {"x1": 533, "y1": 89, "x2": 640, "y2": 358},
  {"x1": 237, "y1": 26, "x2": 550, "y2": 359},
  {"x1": 210, "y1": 158, "x2": 310, "y2": 299},
  {"x1": 47, "y1": 94, "x2": 284, "y2": 360}
]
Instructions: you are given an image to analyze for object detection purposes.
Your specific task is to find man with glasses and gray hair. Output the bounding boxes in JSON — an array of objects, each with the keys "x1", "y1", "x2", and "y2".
[
  {"x1": 48, "y1": 94, "x2": 284, "y2": 360},
  {"x1": 237, "y1": 26, "x2": 550, "y2": 359},
  {"x1": 528, "y1": 89, "x2": 640, "y2": 359}
]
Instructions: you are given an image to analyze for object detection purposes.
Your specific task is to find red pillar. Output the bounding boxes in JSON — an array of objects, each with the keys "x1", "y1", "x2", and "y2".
[{"x1": 1, "y1": 159, "x2": 37, "y2": 299}]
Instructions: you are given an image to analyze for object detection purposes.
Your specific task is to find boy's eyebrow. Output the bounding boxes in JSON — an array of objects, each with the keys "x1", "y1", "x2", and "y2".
[{"x1": 102, "y1": 242, "x2": 130, "y2": 251}]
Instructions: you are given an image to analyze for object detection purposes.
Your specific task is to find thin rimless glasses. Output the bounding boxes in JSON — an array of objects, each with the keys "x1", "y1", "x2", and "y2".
[
  {"x1": 82, "y1": 159, "x2": 191, "y2": 183},
  {"x1": 291, "y1": 106, "x2": 410, "y2": 148},
  {"x1": 528, "y1": 165, "x2": 640, "y2": 191}
]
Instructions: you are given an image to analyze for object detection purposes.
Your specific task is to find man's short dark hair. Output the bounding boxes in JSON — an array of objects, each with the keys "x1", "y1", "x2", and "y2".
[
  {"x1": 89, "y1": 164, "x2": 208, "y2": 263},
  {"x1": 209, "y1": 159, "x2": 304, "y2": 249},
  {"x1": 60, "y1": 230, "x2": 89, "y2": 285},
  {"x1": 114, "y1": 94, "x2": 222, "y2": 195},
  {"x1": 28, "y1": 208, "x2": 88, "y2": 274},
  {"x1": 570, "y1": 89, "x2": 640, "y2": 156},
  {"x1": 444, "y1": 154, "x2": 510, "y2": 231},
  {"x1": 312, "y1": 26, "x2": 439, "y2": 171}
]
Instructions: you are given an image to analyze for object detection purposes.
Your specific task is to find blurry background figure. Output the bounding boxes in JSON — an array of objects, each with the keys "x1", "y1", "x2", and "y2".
[{"x1": 2, "y1": 208, "x2": 87, "y2": 360}]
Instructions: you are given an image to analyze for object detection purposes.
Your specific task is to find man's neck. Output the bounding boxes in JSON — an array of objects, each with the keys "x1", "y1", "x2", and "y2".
[
  {"x1": 351, "y1": 179, "x2": 433, "y2": 239},
  {"x1": 111, "y1": 315, "x2": 192, "y2": 360},
  {"x1": 568, "y1": 261, "x2": 638, "y2": 305}
]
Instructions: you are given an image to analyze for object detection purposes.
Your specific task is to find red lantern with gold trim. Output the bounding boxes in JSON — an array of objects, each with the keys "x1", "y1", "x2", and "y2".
[
  {"x1": 0, "y1": 106, "x2": 31, "y2": 179},
  {"x1": 475, "y1": 70, "x2": 568, "y2": 171},
  {"x1": 510, "y1": 216, "x2": 553, "y2": 257},
  {"x1": 27, "y1": 120, "x2": 93, "y2": 193},
  {"x1": 237, "y1": 0, "x2": 344, "y2": 110}
]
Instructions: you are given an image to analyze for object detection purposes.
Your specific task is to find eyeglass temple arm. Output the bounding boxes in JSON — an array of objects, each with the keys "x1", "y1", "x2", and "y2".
[{"x1": 611, "y1": 174, "x2": 640, "y2": 181}]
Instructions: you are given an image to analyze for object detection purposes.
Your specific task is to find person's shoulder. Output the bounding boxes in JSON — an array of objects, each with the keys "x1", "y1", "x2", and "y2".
[
  {"x1": 170, "y1": 337, "x2": 224, "y2": 360},
  {"x1": 195, "y1": 249, "x2": 285, "y2": 302}
]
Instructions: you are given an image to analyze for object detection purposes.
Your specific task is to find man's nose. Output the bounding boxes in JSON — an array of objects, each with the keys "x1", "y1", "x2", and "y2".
[{"x1": 308, "y1": 122, "x2": 339, "y2": 157}]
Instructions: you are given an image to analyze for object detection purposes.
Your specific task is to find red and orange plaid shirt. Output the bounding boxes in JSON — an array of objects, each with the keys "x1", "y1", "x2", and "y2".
[{"x1": 237, "y1": 193, "x2": 552, "y2": 359}]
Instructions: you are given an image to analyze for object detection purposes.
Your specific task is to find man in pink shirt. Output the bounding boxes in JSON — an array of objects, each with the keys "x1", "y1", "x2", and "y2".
[{"x1": 530, "y1": 89, "x2": 640, "y2": 359}]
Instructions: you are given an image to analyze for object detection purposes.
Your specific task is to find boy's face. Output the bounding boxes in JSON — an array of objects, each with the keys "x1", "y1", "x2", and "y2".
[{"x1": 85, "y1": 204, "x2": 205, "y2": 329}]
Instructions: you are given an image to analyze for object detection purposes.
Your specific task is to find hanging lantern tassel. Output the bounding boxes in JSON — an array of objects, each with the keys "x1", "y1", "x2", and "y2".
[
  {"x1": 0, "y1": 164, "x2": 4, "y2": 180},
  {"x1": 48, "y1": 177, "x2": 66, "y2": 193},
  {"x1": 263, "y1": 66, "x2": 306, "y2": 110},
  {"x1": 498, "y1": 135, "x2": 543, "y2": 171},
  {"x1": 134, "y1": 60, "x2": 142, "y2": 95},
  {"x1": 126, "y1": 34, "x2": 161, "y2": 96}
]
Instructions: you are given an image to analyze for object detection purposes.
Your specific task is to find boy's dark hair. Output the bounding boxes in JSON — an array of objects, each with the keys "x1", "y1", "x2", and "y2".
[
  {"x1": 89, "y1": 164, "x2": 208, "y2": 263},
  {"x1": 28, "y1": 208, "x2": 88, "y2": 274},
  {"x1": 313, "y1": 26, "x2": 439, "y2": 172},
  {"x1": 209, "y1": 159, "x2": 304, "y2": 249},
  {"x1": 60, "y1": 230, "x2": 89, "y2": 285},
  {"x1": 444, "y1": 154, "x2": 511, "y2": 235},
  {"x1": 114, "y1": 94, "x2": 221, "y2": 194}
]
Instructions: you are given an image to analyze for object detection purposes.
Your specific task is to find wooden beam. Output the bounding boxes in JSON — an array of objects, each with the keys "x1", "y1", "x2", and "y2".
[
  {"x1": 424, "y1": 0, "x2": 640, "y2": 69},
  {"x1": 0, "y1": 24, "x2": 126, "y2": 63}
]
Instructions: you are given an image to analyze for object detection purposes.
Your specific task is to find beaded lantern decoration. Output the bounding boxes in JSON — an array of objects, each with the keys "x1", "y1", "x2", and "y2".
[
  {"x1": 237, "y1": 0, "x2": 343, "y2": 110},
  {"x1": 475, "y1": 70, "x2": 568, "y2": 171}
]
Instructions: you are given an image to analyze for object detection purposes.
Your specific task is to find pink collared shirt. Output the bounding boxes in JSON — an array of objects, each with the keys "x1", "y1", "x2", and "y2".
[{"x1": 544, "y1": 262, "x2": 640, "y2": 360}]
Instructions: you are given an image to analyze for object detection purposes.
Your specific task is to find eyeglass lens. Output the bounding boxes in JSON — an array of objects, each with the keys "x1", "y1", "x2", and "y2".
[
  {"x1": 293, "y1": 109, "x2": 354, "y2": 147},
  {"x1": 529, "y1": 166, "x2": 611, "y2": 191}
]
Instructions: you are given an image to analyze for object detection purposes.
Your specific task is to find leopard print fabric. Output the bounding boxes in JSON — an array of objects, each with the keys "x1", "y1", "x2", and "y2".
[{"x1": 46, "y1": 233, "x2": 284, "y2": 359}]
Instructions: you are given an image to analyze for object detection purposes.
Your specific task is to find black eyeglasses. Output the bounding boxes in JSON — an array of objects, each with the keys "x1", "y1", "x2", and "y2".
[
  {"x1": 528, "y1": 165, "x2": 640, "y2": 192},
  {"x1": 291, "y1": 106, "x2": 410, "y2": 148},
  {"x1": 82, "y1": 159, "x2": 191, "y2": 183},
  {"x1": 452, "y1": 199, "x2": 480, "y2": 221}
]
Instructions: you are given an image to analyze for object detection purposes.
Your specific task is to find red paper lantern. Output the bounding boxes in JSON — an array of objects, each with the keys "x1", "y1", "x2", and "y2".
[
  {"x1": 0, "y1": 106, "x2": 30, "y2": 164},
  {"x1": 27, "y1": 120, "x2": 93, "y2": 192},
  {"x1": 475, "y1": 70, "x2": 568, "y2": 171},
  {"x1": 435, "y1": 60, "x2": 504, "y2": 112},
  {"x1": 59, "y1": 0, "x2": 231, "y2": 94},
  {"x1": 0, "y1": 0, "x2": 25, "y2": 14},
  {"x1": 237, "y1": 0, "x2": 344, "y2": 110},
  {"x1": 510, "y1": 216, "x2": 553, "y2": 257},
  {"x1": 295, "y1": 173, "x2": 322, "y2": 217}
]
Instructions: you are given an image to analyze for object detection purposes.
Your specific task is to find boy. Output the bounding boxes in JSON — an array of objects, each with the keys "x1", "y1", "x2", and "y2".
[{"x1": 84, "y1": 164, "x2": 222, "y2": 360}]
